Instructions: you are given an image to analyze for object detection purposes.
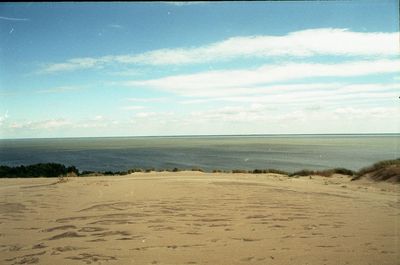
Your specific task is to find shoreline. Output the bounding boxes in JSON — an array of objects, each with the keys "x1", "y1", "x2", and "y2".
[{"x1": 1, "y1": 158, "x2": 399, "y2": 183}]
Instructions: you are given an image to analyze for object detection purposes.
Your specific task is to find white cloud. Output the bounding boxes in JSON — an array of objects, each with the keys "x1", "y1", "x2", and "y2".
[
  {"x1": 36, "y1": 86, "x2": 83, "y2": 93},
  {"x1": 41, "y1": 57, "x2": 102, "y2": 73},
  {"x1": 93, "y1": 115, "x2": 105, "y2": 121},
  {"x1": 0, "y1": 16, "x2": 29, "y2": 21},
  {"x1": 187, "y1": 104, "x2": 399, "y2": 132},
  {"x1": 9, "y1": 119, "x2": 72, "y2": 130},
  {"x1": 190, "y1": 104, "x2": 268, "y2": 123},
  {"x1": 40, "y1": 28, "x2": 399, "y2": 73},
  {"x1": 7, "y1": 116, "x2": 118, "y2": 132},
  {"x1": 108, "y1": 24, "x2": 123, "y2": 29},
  {"x1": 178, "y1": 82, "x2": 400, "y2": 104},
  {"x1": 121, "y1": 106, "x2": 146, "y2": 111},
  {"x1": 126, "y1": 97, "x2": 167, "y2": 103},
  {"x1": 126, "y1": 59, "x2": 400, "y2": 95},
  {"x1": 134, "y1": 112, "x2": 158, "y2": 118},
  {"x1": 0, "y1": 111, "x2": 9, "y2": 126},
  {"x1": 164, "y1": 2, "x2": 206, "y2": 6},
  {"x1": 128, "y1": 29, "x2": 398, "y2": 66},
  {"x1": 109, "y1": 69, "x2": 142, "y2": 76}
]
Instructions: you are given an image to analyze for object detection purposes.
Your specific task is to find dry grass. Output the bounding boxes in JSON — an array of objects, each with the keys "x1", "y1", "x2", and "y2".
[
  {"x1": 290, "y1": 168, "x2": 355, "y2": 177},
  {"x1": 352, "y1": 159, "x2": 400, "y2": 182}
]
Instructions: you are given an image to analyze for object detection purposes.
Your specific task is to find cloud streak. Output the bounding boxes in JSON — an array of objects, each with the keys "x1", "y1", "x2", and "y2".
[
  {"x1": 36, "y1": 86, "x2": 83, "y2": 94},
  {"x1": 40, "y1": 28, "x2": 399, "y2": 73},
  {"x1": 125, "y1": 59, "x2": 400, "y2": 95},
  {"x1": 0, "y1": 15, "x2": 29, "y2": 21}
]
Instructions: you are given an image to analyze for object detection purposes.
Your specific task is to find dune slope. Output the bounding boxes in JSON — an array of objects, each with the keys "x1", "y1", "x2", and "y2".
[{"x1": 0, "y1": 172, "x2": 399, "y2": 265}]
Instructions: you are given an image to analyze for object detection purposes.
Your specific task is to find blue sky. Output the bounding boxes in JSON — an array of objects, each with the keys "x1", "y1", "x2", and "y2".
[{"x1": 0, "y1": 1, "x2": 399, "y2": 138}]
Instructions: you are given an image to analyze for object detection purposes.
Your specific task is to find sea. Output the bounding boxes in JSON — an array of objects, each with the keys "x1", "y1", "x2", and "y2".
[{"x1": 0, "y1": 134, "x2": 398, "y2": 173}]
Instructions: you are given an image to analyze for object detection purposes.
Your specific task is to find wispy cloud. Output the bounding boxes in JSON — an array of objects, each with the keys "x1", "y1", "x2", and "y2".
[
  {"x1": 125, "y1": 59, "x2": 400, "y2": 95},
  {"x1": 188, "y1": 105, "x2": 398, "y2": 130},
  {"x1": 40, "y1": 28, "x2": 399, "y2": 73},
  {"x1": 163, "y1": 2, "x2": 206, "y2": 6},
  {"x1": 124, "y1": 29, "x2": 399, "y2": 65},
  {"x1": 40, "y1": 57, "x2": 101, "y2": 73},
  {"x1": 36, "y1": 86, "x2": 83, "y2": 94},
  {"x1": 126, "y1": 97, "x2": 167, "y2": 103},
  {"x1": 0, "y1": 111, "x2": 9, "y2": 126},
  {"x1": 8, "y1": 116, "x2": 119, "y2": 131},
  {"x1": 177, "y1": 82, "x2": 400, "y2": 105},
  {"x1": 10, "y1": 119, "x2": 71, "y2": 130},
  {"x1": 108, "y1": 24, "x2": 123, "y2": 29},
  {"x1": 0, "y1": 15, "x2": 29, "y2": 21},
  {"x1": 120, "y1": 106, "x2": 146, "y2": 111}
]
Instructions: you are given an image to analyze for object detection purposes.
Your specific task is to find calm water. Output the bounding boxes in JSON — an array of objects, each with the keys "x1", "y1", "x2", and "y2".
[{"x1": 0, "y1": 135, "x2": 398, "y2": 173}]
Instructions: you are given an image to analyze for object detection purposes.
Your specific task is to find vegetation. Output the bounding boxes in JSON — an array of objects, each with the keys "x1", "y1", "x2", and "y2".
[
  {"x1": 289, "y1": 169, "x2": 315, "y2": 177},
  {"x1": 251, "y1": 168, "x2": 289, "y2": 175},
  {"x1": 128, "y1": 168, "x2": 144, "y2": 173},
  {"x1": 290, "y1": 168, "x2": 355, "y2": 177},
  {"x1": 351, "y1": 158, "x2": 400, "y2": 182},
  {"x1": 191, "y1": 167, "x2": 204, "y2": 172},
  {"x1": 0, "y1": 159, "x2": 397, "y2": 182},
  {"x1": 0, "y1": 163, "x2": 78, "y2": 178},
  {"x1": 232, "y1": 169, "x2": 249, "y2": 173},
  {"x1": 330, "y1": 168, "x2": 355, "y2": 176}
]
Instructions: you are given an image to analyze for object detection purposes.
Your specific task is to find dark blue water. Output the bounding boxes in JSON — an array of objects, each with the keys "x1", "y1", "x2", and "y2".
[{"x1": 0, "y1": 135, "x2": 398, "y2": 172}]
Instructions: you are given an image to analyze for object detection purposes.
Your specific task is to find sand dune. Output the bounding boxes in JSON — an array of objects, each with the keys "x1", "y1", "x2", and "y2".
[{"x1": 0, "y1": 172, "x2": 399, "y2": 264}]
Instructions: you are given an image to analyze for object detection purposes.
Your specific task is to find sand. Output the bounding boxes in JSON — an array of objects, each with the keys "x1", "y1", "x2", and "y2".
[{"x1": 0, "y1": 172, "x2": 399, "y2": 265}]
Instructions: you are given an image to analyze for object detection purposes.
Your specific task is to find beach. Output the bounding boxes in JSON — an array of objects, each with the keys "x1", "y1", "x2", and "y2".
[{"x1": 0, "y1": 172, "x2": 398, "y2": 265}]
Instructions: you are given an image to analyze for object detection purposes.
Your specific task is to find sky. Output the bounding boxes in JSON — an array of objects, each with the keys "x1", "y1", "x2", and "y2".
[{"x1": 0, "y1": 1, "x2": 399, "y2": 139}]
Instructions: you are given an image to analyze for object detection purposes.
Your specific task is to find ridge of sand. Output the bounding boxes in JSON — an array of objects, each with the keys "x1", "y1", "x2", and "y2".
[{"x1": 0, "y1": 172, "x2": 399, "y2": 265}]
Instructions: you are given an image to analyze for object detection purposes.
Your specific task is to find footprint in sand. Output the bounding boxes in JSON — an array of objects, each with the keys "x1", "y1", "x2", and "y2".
[
  {"x1": 43, "y1": 225, "x2": 77, "y2": 232},
  {"x1": 65, "y1": 253, "x2": 117, "y2": 264},
  {"x1": 5, "y1": 251, "x2": 46, "y2": 264},
  {"x1": 47, "y1": 231, "x2": 86, "y2": 240}
]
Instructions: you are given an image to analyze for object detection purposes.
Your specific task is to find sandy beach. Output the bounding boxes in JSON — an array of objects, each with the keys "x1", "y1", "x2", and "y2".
[{"x1": 0, "y1": 172, "x2": 398, "y2": 265}]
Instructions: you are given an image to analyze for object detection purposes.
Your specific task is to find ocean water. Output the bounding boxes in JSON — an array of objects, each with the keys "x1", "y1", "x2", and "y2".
[{"x1": 0, "y1": 134, "x2": 398, "y2": 173}]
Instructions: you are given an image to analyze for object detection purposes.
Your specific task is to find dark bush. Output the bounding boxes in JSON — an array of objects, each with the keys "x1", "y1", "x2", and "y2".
[
  {"x1": 290, "y1": 170, "x2": 315, "y2": 177},
  {"x1": 128, "y1": 168, "x2": 143, "y2": 173},
  {"x1": 332, "y1": 168, "x2": 354, "y2": 176},
  {"x1": 81, "y1": 170, "x2": 96, "y2": 176},
  {"x1": 0, "y1": 163, "x2": 79, "y2": 178},
  {"x1": 263, "y1": 169, "x2": 289, "y2": 175},
  {"x1": 232, "y1": 169, "x2": 248, "y2": 173}
]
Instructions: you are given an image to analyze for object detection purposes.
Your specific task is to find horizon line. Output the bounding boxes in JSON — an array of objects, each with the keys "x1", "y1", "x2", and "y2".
[{"x1": 1, "y1": 132, "x2": 399, "y2": 141}]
